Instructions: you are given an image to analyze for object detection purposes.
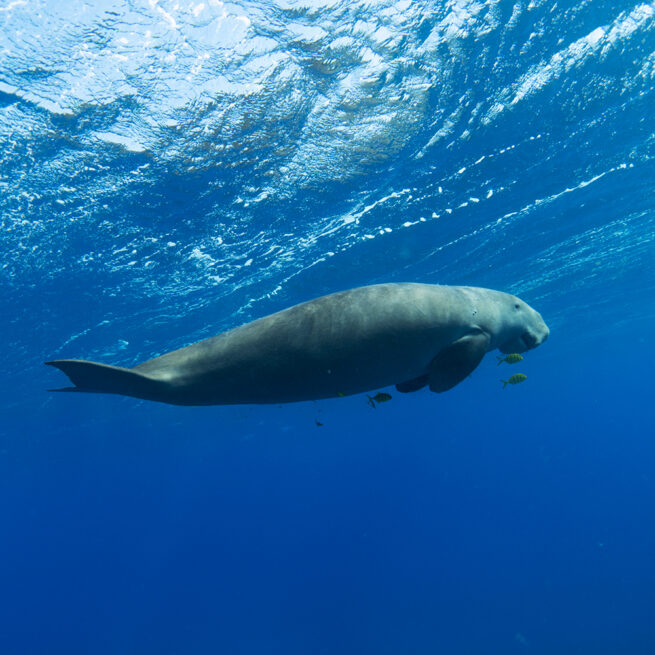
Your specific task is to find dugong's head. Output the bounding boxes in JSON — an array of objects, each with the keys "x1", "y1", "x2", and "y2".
[{"x1": 494, "y1": 292, "x2": 550, "y2": 354}]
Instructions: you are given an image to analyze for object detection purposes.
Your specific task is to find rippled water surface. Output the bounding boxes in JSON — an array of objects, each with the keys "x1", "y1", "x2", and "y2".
[{"x1": 1, "y1": 1, "x2": 655, "y2": 653}]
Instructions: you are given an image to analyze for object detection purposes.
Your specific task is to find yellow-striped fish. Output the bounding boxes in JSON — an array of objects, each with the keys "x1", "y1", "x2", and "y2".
[
  {"x1": 368, "y1": 392, "x2": 392, "y2": 407},
  {"x1": 502, "y1": 373, "x2": 527, "y2": 389},
  {"x1": 497, "y1": 353, "x2": 523, "y2": 366}
]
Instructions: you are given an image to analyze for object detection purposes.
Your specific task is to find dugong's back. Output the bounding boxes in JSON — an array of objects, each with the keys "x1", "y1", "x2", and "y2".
[
  {"x1": 133, "y1": 283, "x2": 464, "y2": 404},
  {"x1": 46, "y1": 282, "x2": 549, "y2": 405}
]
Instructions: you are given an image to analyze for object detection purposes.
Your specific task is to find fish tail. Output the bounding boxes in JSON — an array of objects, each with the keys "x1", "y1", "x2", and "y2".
[
  {"x1": 497, "y1": 356, "x2": 504, "y2": 365},
  {"x1": 501, "y1": 379, "x2": 508, "y2": 389}
]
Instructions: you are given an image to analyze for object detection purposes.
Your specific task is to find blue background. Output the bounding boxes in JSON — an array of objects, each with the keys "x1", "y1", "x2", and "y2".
[{"x1": 1, "y1": 1, "x2": 655, "y2": 653}]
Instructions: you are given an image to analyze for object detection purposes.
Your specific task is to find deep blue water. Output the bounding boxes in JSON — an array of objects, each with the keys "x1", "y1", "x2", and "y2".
[{"x1": 2, "y1": 1, "x2": 655, "y2": 653}]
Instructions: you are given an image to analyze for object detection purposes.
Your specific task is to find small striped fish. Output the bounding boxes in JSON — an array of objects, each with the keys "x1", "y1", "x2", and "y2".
[
  {"x1": 497, "y1": 353, "x2": 523, "y2": 365},
  {"x1": 501, "y1": 373, "x2": 527, "y2": 389}
]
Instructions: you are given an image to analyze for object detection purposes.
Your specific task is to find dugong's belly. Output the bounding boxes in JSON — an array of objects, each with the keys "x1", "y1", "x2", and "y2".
[{"x1": 135, "y1": 284, "x2": 469, "y2": 405}]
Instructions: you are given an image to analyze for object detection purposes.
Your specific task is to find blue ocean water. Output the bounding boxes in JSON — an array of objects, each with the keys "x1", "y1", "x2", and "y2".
[{"x1": 2, "y1": 0, "x2": 655, "y2": 652}]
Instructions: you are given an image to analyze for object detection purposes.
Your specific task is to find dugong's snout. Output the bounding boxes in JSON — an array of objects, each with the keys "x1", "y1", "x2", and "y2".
[
  {"x1": 522, "y1": 312, "x2": 549, "y2": 350},
  {"x1": 520, "y1": 332, "x2": 538, "y2": 349},
  {"x1": 499, "y1": 306, "x2": 549, "y2": 354},
  {"x1": 541, "y1": 320, "x2": 550, "y2": 344}
]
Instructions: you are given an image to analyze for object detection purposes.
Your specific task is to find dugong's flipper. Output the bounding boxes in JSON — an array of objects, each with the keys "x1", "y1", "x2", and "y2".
[
  {"x1": 427, "y1": 333, "x2": 490, "y2": 393},
  {"x1": 395, "y1": 375, "x2": 430, "y2": 393},
  {"x1": 45, "y1": 359, "x2": 164, "y2": 401}
]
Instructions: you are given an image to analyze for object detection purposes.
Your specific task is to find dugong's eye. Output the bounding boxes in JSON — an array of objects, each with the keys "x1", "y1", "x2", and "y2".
[{"x1": 514, "y1": 303, "x2": 520, "y2": 309}]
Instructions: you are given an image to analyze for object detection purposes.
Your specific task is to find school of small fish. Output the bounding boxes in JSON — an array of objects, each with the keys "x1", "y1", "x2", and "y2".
[{"x1": 330, "y1": 352, "x2": 530, "y2": 418}]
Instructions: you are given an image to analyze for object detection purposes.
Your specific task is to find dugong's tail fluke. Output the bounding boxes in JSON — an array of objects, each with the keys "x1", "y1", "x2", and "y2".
[{"x1": 45, "y1": 359, "x2": 165, "y2": 401}]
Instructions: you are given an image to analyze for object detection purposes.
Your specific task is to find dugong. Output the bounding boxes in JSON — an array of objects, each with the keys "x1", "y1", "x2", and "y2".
[{"x1": 46, "y1": 283, "x2": 549, "y2": 406}]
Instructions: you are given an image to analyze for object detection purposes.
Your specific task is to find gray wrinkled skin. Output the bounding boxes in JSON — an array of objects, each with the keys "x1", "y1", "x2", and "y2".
[{"x1": 120, "y1": 283, "x2": 548, "y2": 405}]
